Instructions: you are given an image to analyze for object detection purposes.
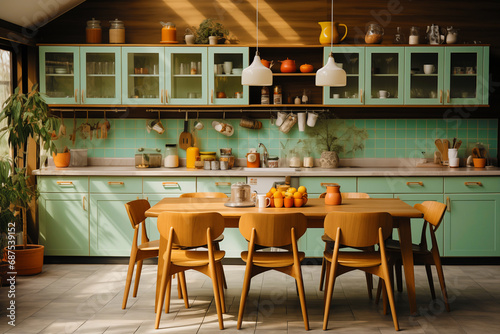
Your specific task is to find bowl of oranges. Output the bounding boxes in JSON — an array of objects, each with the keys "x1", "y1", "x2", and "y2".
[{"x1": 265, "y1": 186, "x2": 308, "y2": 208}]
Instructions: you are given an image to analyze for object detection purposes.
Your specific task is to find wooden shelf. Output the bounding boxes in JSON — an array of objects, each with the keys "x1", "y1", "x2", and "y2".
[{"x1": 272, "y1": 73, "x2": 316, "y2": 76}]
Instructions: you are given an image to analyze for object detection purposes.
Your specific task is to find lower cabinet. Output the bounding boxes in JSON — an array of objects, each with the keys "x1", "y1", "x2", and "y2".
[{"x1": 39, "y1": 192, "x2": 89, "y2": 256}]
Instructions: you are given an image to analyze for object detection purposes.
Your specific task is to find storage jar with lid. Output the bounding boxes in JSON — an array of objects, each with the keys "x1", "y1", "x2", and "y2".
[
  {"x1": 164, "y1": 144, "x2": 179, "y2": 168},
  {"x1": 161, "y1": 21, "x2": 177, "y2": 42},
  {"x1": 365, "y1": 23, "x2": 384, "y2": 44},
  {"x1": 86, "y1": 18, "x2": 102, "y2": 43},
  {"x1": 186, "y1": 146, "x2": 200, "y2": 169},
  {"x1": 135, "y1": 148, "x2": 162, "y2": 168},
  {"x1": 109, "y1": 19, "x2": 125, "y2": 43},
  {"x1": 200, "y1": 151, "x2": 217, "y2": 161},
  {"x1": 246, "y1": 148, "x2": 260, "y2": 168},
  {"x1": 219, "y1": 155, "x2": 235, "y2": 169},
  {"x1": 288, "y1": 150, "x2": 301, "y2": 168},
  {"x1": 268, "y1": 156, "x2": 279, "y2": 168}
]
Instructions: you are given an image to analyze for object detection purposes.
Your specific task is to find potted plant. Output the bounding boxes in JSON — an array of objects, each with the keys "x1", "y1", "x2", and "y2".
[
  {"x1": 313, "y1": 114, "x2": 368, "y2": 168},
  {"x1": 0, "y1": 85, "x2": 58, "y2": 275},
  {"x1": 191, "y1": 18, "x2": 229, "y2": 44}
]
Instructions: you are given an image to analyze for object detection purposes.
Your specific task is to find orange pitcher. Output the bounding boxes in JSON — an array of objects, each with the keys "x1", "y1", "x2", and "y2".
[
  {"x1": 318, "y1": 21, "x2": 348, "y2": 45},
  {"x1": 324, "y1": 184, "x2": 342, "y2": 205}
]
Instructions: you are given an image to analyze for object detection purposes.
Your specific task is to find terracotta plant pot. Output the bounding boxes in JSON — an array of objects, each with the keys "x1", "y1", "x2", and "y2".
[
  {"x1": 320, "y1": 151, "x2": 339, "y2": 168},
  {"x1": 4, "y1": 245, "x2": 44, "y2": 275},
  {"x1": 473, "y1": 158, "x2": 486, "y2": 168},
  {"x1": 52, "y1": 152, "x2": 71, "y2": 168}
]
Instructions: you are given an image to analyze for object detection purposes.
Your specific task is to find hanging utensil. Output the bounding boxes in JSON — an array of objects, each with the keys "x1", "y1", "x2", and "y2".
[
  {"x1": 70, "y1": 112, "x2": 76, "y2": 145},
  {"x1": 58, "y1": 111, "x2": 66, "y2": 137},
  {"x1": 179, "y1": 111, "x2": 192, "y2": 150},
  {"x1": 442, "y1": 139, "x2": 450, "y2": 163},
  {"x1": 455, "y1": 140, "x2": 462, "y2": 149}
]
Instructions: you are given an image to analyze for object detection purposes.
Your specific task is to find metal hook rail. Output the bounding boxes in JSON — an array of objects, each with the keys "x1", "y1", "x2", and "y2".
[
  {"x1": 144, "y1": 108, "x2": 329, "y2": 113},
  {"x1": 50, "y1": 108, "x2": 127, "y2": 113}
]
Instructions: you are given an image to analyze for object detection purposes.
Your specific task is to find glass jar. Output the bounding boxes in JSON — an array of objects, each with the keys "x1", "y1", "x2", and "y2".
[
  {"x1": 161, "y1": 21, "x2": 176, "y2": 42},
  {"x1": 409, "y1": 26, "x2": 420, "y2": 45},
  {"x1": 164, "y1": 144, "x2": 179, "y2": 168},
  {"x1": 200, "y1": 151, "x2": 217, "y2": 161},
  {"x1": 261, "y1": 87, "x2": 270, "y2": 105},
  {"x1": 273, "y1": 85, "x2": 282, "y2": 104},
  {"x1": 288, "y1": 150, "x2": 301, "y2": 168},
  {"x1": 393, "y1": 27, "x2": 405, "y2": 44},
  {"x1": 268, "y1": 157, "x2": 279, "y2": 168},
  {"x1": 365, "y1": 23, "x2": 384, "y2": 44},
  {"x1": 86, "y1": 18, "x2": 102, "y2": 43},
  {"x1": 109, "y1": 19, "x2": 125, "y2": 43}
]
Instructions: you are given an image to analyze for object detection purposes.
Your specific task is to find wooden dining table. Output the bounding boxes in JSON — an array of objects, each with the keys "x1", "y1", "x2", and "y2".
[{"x1": 146, "y1": 197, "x2": 424, "y2": 316}]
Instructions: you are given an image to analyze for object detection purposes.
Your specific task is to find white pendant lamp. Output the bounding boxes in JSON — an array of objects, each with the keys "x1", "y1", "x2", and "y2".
[
  {"x1": 242, "y1": 0, "x2": 273, "y2": 86},
  {"x1": 315, "y1": 0, "x2": 346, "y2": 87}
]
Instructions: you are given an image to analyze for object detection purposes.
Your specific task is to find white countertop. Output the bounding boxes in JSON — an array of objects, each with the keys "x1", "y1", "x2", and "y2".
[{"x1": 33, "y1": 165, "x2": 500, "y2": 177}]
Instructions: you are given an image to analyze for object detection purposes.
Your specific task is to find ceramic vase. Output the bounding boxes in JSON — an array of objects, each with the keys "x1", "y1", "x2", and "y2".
[
  {"x1": 325, "y1": 185, "x2": 342, "y2": 205},
  {"x1": 320, "y1": 151, "x2": 339, "y2": 168}
]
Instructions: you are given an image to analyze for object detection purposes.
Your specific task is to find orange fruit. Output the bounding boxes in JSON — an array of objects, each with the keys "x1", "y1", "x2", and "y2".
[
  {"x1": 294, "y1": 198, "x2": 304, "y2": 207},
  {"x1": 284, "y1": 197, "x2": 294, "y2": 208},
  {"x1": 302, "y1": 193, "x2": 308, "y2": 205},
  {"x1": 270, "y1": 187, "x2": 277, "y2": 194},
  {"x1": 273, "y1": 191, "x2": 283, "y2": 198},
  {"x1": 298, "y1": 186, "x2": 307, "y2": 193},
  {"x1": 293, "y1": 192, "x2": 302, "y2": 199},
  {"x1": 266, "y1": 192, "x2": 273, "y2": 198},
  {"x1": 288, "y1": 187, "x2": 297, "y2": 194},
  {"x1": 274, "y1": 197, "x2": 284, "y2": 208}
]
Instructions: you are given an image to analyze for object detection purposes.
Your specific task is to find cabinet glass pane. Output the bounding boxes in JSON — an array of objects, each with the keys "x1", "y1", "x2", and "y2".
[
  {"x1": 409, "y1": 53, "x2": 439, "y2": 99},
  {"x1": 85, "y1": 52, "x2": 117, "y2": 99},
  {"x1": 44, "y1": 52, "x2": 75, "y2": 98},
  {"x1": 170, "y1": 53, "x2": 203, "y2": 99},
  {"x1": 328, "y1": 53, "x2": 360, "y2": 101},
  {"x1": 370, "y1": 52, "x2": 399, "y2": 99},
  {"x1": 213, "y1": 52, "x2": 244, "y2": 100},
  {"x1": 450, "y1": 53, "x2": 477, "y2": 99},
  {"x1": 126, "y1": 53, "x2": 160, "y2": 99}
]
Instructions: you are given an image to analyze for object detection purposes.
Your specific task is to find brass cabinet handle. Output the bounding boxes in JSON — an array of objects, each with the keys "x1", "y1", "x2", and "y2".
[
  {"x1": 465, "y1": 181, "x2": 482, "y2": 186},
  {"x1": 160, "y1": 89, "x2": 163, "y2": 103},
  {"x1": 439, "y1": 89, "x2": 443, "y2": 103},
  {"x1": 165, "y1": 89, "x2": 168, "y2": 103},
  {"x1": 215, "y1": 182, "x2": 231, "y2": 186},
  {"x1": 56, "y1": 181, "x2": 74, "y2": 186},
  {"x1": 81, "y1": 89, "x2": 84, "y2": 103},
  {"x1": 108, "y1": 181, "x2": 124, "y2": 185},
  {"x1": 447, "y1": 89, "x2": 450, "y2": 103},
  {"x1": 83, "y1": 195, "x2": 86, "y2": 211},
  {"x1": 162, "y1": 182, "x2": 179, "y2": 187},
  {"x1": 360, "y1": 89, "x2": 363, "y2": 103},
  {"x1": 75, "y1": 89, "x2": 78, "y2": 103},
  {"x1": 446, "y1": 196, "x2": 451, "y2": 212},
  {"x1": 406, "y1": 181, "x2": 424, "y2": 186},
  {"x1": 321, "y1": 182, "x2": 339, "y2": 187},
  {"x1": 211, "y1": 89, "x2": 214, "y2": 104}
]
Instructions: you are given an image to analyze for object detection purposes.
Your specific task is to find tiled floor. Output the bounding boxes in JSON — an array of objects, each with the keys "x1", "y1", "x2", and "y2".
[{"x1": 1, "y1": 264, "x2": 499, "y2": 333}]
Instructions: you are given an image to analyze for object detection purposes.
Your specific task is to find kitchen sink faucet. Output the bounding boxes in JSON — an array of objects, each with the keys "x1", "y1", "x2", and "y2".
[{"x1": 259, "y1": 143, "x2": 269, "y2": 167}]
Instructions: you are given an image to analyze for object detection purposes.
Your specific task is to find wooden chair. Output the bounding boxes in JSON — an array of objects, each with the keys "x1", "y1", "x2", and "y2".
[
  {"x1": 180, "y1": 192, "x2": 228, "y2": 198},
  {"x1": 155, "y1": 211, "x2": 226, "y2": 329},
  {"x1": 376, "y1": 201, "x2": 450, "y2": 312},
  {"x1": 319, "y1": 192, "x2": 373, "y2": 297},
  {"x1": 323, "y1": 211, "x2": 399, "y2": 331},
  {"x1": 122, "y1": 199, "x2": 187, "y2": 309},
  {"x1": 237, "y1": 213, "x2": 309, "y2": 330}
]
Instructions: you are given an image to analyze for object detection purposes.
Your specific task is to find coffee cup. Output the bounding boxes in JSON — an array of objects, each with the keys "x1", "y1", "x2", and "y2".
[
  {"x1": 306, "y1": 111, "x2": 318, "y2": 127},
  {"x1": 223, "y1": 61, "x2": 233, "y2": 74},
  {"x1": 423, "y1": 64, "x2": 435, "y2": 74},
  {"x1": 257, "y1": 194, "x2": 271, "y2": 208},
  {"x1": 379, "y1": 90, "x2": 390, "y2": 99},
  {"x1": 333, "y1": 93, "x2": 340, "y2": 99},
  {"x1": 297, "y1": 112, "x2": 306, "y2": 132},
  {"x1": 276, "y1": 111, "x2": 287, "y2": 127}
]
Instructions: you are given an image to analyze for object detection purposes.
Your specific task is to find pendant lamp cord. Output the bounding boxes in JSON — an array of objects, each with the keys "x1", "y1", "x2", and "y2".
[
  {"x1": 256, "y1": 0, "x2": 259, "y2": 54},
  {"x1": 330, "y1": 0, "x2": 333, "y2": 53}
]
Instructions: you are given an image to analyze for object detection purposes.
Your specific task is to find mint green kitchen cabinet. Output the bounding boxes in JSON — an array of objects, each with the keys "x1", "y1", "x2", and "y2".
[
  {"x1": 208, "y1": 47, "x2": 249, "y2": 105},
  {"x1": 404, "y1": 47, "x2": 445, "y2": 105},
  {"x1": 443, "y1": 177, "x2": 500, "y2": 256},
  {"x1": 165, "y1": 47, "x2": 208, "y2": 105},
  {"x1": 89, "y1": 177, "x2": 142, "y2": 256},
  {"x1": 358, "y1": 177, "x2": 443, "y2": 195},
  {"x1": 324, "y1": 47, "x2": 366, "y2": 105},
  {"x1": 121, "y1": 47, "x2": 165, "y2": 105},
  {"x1": 365, "y1": 47, "x2": 405, "y2": 105},
  {"x1": 38, "y1": 176, "x2": 89, "y2": 256},
  {"x1": 39, "y1": 46, "x2": 80, "y2": 104}
]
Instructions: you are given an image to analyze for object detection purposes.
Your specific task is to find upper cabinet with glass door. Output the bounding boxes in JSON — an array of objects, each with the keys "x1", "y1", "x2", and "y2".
[
  {"x1": 323, "y1": 47, "x2": 365, "y2": 105},
  {"x1": 208, "y1": 47, "x2": 249, "y2": 105},
  {"x1": 365, "y1": 47, "x2": 405, "y2": 104},
  {"x1": 164, "y1": 47, "x2": 207, "y2": 105},
  {"x1": 404, "y1": 47, "x2": 444, "y2": 105},
  {"x1": 80, "y1": 47, "x2": 121, "y2": 105},
  {"x1": 40, "y1": 46, "x2": 80, "y2": 104},
  {"x1": 121, "y1": 47, "x2": 164, "y2": 105}
]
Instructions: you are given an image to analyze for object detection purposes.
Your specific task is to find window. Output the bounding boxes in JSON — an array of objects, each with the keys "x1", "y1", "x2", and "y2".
[{"x1": 0, "y1": 48, "x2": 13, "y2": 158}]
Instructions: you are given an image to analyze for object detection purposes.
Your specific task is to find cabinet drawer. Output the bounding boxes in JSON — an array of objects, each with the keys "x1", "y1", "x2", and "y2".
[
  {"x1": 298, "y1": 177, "x2": 357, "y2": 194},
  {"x1": 143, "y1": 177, "x2": 196, "y2": 194},
  {"x1": 445, "y1": 177, "x2": 500, "y2": 193},
  {"x1": 358, "y1": 177, "x2": 443, "y2": 194},
  {"x1": 197, "y1": 176, "x2": 246, "y2": 194},
  {"x1": 90, "y1": 177, "x2": 142, "y2": 193},
  {"x1": 38, "y1": 176, "x2": 88, "y2": 193}
]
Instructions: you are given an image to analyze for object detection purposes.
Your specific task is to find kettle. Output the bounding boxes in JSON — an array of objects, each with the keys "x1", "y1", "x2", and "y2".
[
  {"x1": 279, "y1": 58, "x2": 296, "y2": 73},
  {"x1": 224, "y1": 182, "x2": 256, "y2": 207}
]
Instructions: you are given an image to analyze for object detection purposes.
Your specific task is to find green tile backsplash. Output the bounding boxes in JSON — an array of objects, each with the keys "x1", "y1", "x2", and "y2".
[{"x1": 55, "y1": 118, "x2": 498, "y2": 161}]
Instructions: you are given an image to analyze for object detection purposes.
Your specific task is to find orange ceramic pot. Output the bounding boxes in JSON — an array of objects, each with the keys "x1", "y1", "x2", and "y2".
[
  {"x1": 325, "y1": 185, "x2": 342, "y2": 205},
  {"x1": 300, "y1": 64, "x2": 314, "y2": 73},
  {"x1": 52, "y1": 152, "x2": 71, "y2": 168},
  {"x1": 280, "y1": 58, "x2": 296, "y2": 73},
  {"x1": 473, "y1": 158, "x2": 486, "y2": 168}
]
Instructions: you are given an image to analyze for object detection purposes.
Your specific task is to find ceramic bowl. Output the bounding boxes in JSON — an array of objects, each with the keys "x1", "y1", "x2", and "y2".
[{"x1": 232, "y1": 68, "x2": 243, "y2": 75}]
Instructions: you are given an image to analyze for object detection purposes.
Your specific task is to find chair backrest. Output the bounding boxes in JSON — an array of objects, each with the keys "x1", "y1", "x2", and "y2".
[
  {"x1": 157, "y1": 211, "x2": 225, "y2": 248},
  {"x1": 414, "y1": 201, "x2": 446, "y2": 229},
  {"x1": 125, "y1": 199, "x2": 151, "y2": 228},
  {"x1": 324, "y1": 211, "x2": 393, "y2": 248},
  {"x1": 180, "y1": 192, "x2": 228, "y2": 198},
  {"x1": 239, "y1": 213, "x2": 307, "y2": 248},
  {"x1": 319, "y1": 192, "x2": 370, "y2": 199}
]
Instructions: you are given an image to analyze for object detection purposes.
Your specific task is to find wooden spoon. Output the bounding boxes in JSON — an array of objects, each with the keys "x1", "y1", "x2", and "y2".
[
  {"x1": 442, "y1": 139, "x2": 450, "y2": 162},
  {"x1": 178, "y1": 112, "x2": 192, "y2": 150}
]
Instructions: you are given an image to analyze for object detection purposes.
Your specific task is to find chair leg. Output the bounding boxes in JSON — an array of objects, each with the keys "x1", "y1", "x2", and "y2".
[
  {"x1": 319, "y1": 257, "x2": 326, "y2": 291},
  {"x1": 165, "y1": 276, "x2": 172, "y2": 314},
  {"x1": 237, "y1": 262, "x2": 253, "y2": 329},
  {"x1": 209, "y1": 263, "x2": 224, "y2": 330},
  {"x1": 365, "y1": 273, "x2": 373, "y2": 299},
  {"x1": 381, "y1": 263, "x2": 400, "y2": 331},
  {"x1": 294, "y1": 265, "x2": 310, "y2": 330},
  {"x1": 395, "y1": 260, "x2": 403, "y2": 292},
  {"x1": 133, "y1": 259, "x2": 143, "y2": 298},
  {"x1": 431, "y1": 250, "x2": 450, "y2": 312},
  {"x1": 375, "y1": 277, "x2": 382, "y2": 305},
  {"x1": 425, "y1": 263, "x2": 436, "y2": 299},
  {"x1": 178, "y1": 271, "x2": 189, "y2": 309},
  {"x1": 214, "y1": 242, "x2": 228, "y2": 289},
  {"x1": 216, "y1": 262, "x2": 226, "y2": 313},
  {"x1": 322, "y1": 259, "x2": 337, "y2": 331},
  {"x1": 155, "y1": 261, "x2": 170, "y2": 329},
  {"x1": 122, "y1": 251, "x2": 137, "y2": 309}
]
